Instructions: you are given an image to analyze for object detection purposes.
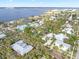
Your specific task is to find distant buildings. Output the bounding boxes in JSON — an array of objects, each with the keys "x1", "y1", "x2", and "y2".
[
  {"x1": 16, "y1": 20, "x2": 44, "y2": 32},
  {"x1": 11, "y1": 40, "x2": 33, "y2": 56}
]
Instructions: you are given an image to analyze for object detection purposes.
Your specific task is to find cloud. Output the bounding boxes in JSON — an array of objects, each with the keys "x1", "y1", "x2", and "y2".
[
  {"x1": 31, "y1": 0, "x2": 35, "y2": 2},
  {"x1": 9, "y1": 0, "x2": 13, "y2": 2}
]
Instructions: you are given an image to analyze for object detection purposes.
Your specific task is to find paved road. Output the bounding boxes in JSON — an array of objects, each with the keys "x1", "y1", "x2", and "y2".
[{"x1": 76, "y1": 46, "x2": 79, "y2": 59}]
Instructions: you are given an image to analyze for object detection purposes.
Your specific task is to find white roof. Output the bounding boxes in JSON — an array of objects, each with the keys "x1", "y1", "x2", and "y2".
[
  {"x1": 28, "y1": 22, "x2": 39, "y2": 27},
  {"x1": 36, "y1": 20, "x2": 44, "y2": 25},
  {"x1": 11, "y1": 40, "x2": 33, "y2": 56},
  {"x1": 44, "y1": 39, "x2": 53, "y2": 46},
  {"x1": 77, "y1": 17, "x2": 79, "y2": 19},
  {"x1": 66, "y1": 23, "x2": 72, "y2": 28},
  {"x1": 54, "y1": 40, "x2": 71, "y2": 51},
  {"x1": 50, "y1": 16, "x2": 56, "y2": 20},
  {"x1": 62, "y1": 27, "x2": 74, "y2": 34},
  {"x1": 9, "y1": 21, "x2": 15, "y2": 24},
  {"x1": 62, "y1": 23, "x2": 72, "y2": 28},
  {"x1": 0, "y1": 32, "x2": 6, "y2": 39},
  {"x1": 28, "y1": 20, "x2": 43, "y2": 28},
  {"x1": 16, "y1": 25, "x2": 27, "y2": 31},
  {"x1": 42, "y1": 33, "x2": 54, "y2": 41},
  {"x1": 72, "y1": 9, "x2": 76, "y2": 11},
  {"x1": 54, "y1": 33, "x2": 68, "y2": 41}
]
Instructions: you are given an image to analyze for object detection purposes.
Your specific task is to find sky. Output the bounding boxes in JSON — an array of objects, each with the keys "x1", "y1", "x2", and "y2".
[{"x1": 0, "y1": 0, "x2": 79, "y2": 7}]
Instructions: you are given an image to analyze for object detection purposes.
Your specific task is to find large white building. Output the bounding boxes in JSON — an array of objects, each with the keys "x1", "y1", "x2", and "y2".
[
  {"x1": 54, "y1": 40, "x2": 71, "y2": 51},
  {"x1": 54, "y1": 33, "x2": 71, "y2": 51},
  {"x1": 11, "y1": 40, "x2": 33, "y2": 56}
]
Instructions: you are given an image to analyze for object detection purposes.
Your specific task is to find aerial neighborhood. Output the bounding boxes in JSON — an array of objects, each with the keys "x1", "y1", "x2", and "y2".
[{"x1": 0, "y1": 9, "x2": 79, "y2": 59}]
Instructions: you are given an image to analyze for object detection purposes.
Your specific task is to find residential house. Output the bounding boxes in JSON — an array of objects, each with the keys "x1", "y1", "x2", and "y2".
[
  {"x1": 11, "y1": 40, "x2": 33, "y2": 56},
  {"x1": 28, "y1": 20, "x2": 44, "y2": 28},
  {"x1": 54, "y1": 40, "x2": 71, "y2": 51},
  {"x1": 51, "y1": 33, "x2": 71, "y2": 51},
  {"x1": 62, "y1": 27, "x2": 74, "y2": 34},
  {"x1": 54, "y1": 33, "x2": 69, "y2": 41},
  {"x1": 49, "y1": 16, "x2": 56, "y2": 21},
  {"x1": 42, "y1": 33, "x2": 54, "y2": 41},
  {"x1": 16, "y1": 25, "x2": 28, "y2": 31},
  {"x1": 62, "y1": 23, "x2": 74, "y2": 34},
  {"x1": 44, "y1": 39, "x2": 53, "y2": 46}
]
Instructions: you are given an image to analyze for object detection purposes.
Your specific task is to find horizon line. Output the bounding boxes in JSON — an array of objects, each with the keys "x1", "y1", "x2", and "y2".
[{"x1": 0, "y1": 7, "x2": 79, "y2": 8}]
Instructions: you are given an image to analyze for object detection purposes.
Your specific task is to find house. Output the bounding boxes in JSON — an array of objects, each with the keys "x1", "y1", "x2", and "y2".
[
  {"x1": 42, "y1": 33, "x2": 54, "y2": 48},
  {"x1": 16, "y1": 25, "x2": 28, "y2": 31},
  {"x1": 28, "y1": 20, "x2": 44, "y2": 28},
  {"x1": 62, "y1": 23, "x2": 74, "y2": 34},
  {"x1": 0, "y1": 32, "x2": 6, "y2": 39},
  {"x1": 65, "y1": 23, "x2": 72, "y2": 28},
  {"x1": 51, "y1": 9, "x2": 61, "y2": 15},
  {"x1": 28, "y1": 22, "x2": 40, "y2": 27},
  {"x1": 62, "y1": 23, "x2": 72, "y2": 28},
  {"x1": 11, "y1": 40, "x2": 33, "y2": 56},
  {"x1": 77, "y1": 17, "x2": 79, "y2": 20},
  {"x1": 62, "y1": 27, "x2": 74, "y2": 34},
  {"x1": 54, "y1": 33, "x2": 69, "y2": 41},
  {"x1": 35, "y1": 20, "x2": 44, "y2": 26},
  {"x1": 44, "y1": 39, "x2": 53, "y2": 46},
  {"x1": 42, "y1": 33, "x2": 54, "y2": 41},
  {"x1": 49, "y1": 16, "x2": 56, "y2": 21},
  {"x1": 54, "y1": 40, "x2": 71, "y2": 51}
]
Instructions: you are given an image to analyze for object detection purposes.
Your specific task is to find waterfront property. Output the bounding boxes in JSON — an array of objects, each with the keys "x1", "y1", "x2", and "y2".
[{"x1": 11, "y1": 40, "x2": 33, "y2": 56}]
